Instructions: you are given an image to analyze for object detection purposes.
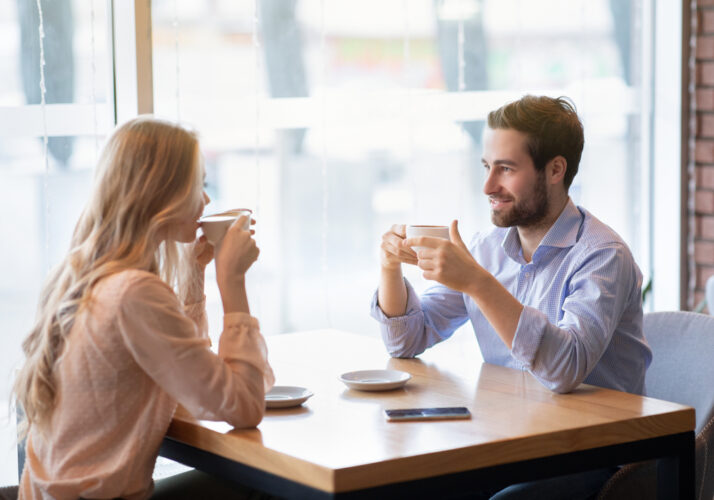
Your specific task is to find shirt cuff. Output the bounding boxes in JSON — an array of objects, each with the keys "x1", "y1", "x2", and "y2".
[
  {"x1": 223, "y1": 312, "x2": 260, "y2": 331},
  {"x1": 510, "y1": 305, "x2": 547, "y2": 368},
  {"x1": 370, "y1": 278, "x2": 424, "y2": 352}
]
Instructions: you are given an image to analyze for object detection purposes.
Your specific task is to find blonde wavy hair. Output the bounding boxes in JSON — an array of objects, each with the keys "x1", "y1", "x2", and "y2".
[{"x1": 14, "y1": 116, "x2": 204, "y2": 435}]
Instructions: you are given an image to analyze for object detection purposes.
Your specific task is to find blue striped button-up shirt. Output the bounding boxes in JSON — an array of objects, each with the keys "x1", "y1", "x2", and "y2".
[{"x1": 371, "y1": 200, "x2": 652, "y2": 394}]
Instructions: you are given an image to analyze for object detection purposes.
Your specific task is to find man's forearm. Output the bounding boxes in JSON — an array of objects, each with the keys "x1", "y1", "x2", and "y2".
[
  {"x1": 378, "y1": 267, "x2": 408, "y2": 317},
  {"x1": 465, "y1": 270, "x2": 523, "y2": 349}
]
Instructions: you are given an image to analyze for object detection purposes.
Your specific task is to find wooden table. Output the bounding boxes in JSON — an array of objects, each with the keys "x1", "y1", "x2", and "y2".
[{"x1": 160, "y1": 330, "x2": 695, "y2": 499}]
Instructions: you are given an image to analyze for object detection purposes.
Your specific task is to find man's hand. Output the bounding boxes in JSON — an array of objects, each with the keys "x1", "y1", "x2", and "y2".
[
  {"x1": 402, "y1": 220, "x2": 483, "y2": 293},
  {"x1": 380, "y1": 224, "x2": 418, "y2": 271},
  {"x1": 404, "y1": 219, "x2": 522, "y2": 348}
]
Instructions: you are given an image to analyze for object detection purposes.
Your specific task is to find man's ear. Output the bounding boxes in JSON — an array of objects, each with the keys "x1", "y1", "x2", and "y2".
[{"x1": 547, "y1": 156, "x2": 567, "y2": 186}]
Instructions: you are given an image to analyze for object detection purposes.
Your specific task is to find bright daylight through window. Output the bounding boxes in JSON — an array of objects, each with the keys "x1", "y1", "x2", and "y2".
[
  {"x1": 150, "y1": 0, "x2": 652, "y2": 339},
  {"x1": 0, "y1": 0, "x2": 671, "y2": 483}
]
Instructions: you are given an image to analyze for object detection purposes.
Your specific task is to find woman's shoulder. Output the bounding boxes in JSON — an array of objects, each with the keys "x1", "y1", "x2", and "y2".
[{"x1": 95, "y1": 269, "x2": 173, "y2": 303}]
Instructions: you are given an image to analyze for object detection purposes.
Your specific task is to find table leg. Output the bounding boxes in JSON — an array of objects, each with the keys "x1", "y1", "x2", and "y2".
[{"x1": 656, "y1": 431, "x2": 695, "y2": 500}]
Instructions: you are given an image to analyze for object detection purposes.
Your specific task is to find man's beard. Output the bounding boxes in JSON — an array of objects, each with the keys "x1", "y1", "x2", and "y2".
[{"x1": 490, "y1": 171, "x2": 549, "y2": 228}]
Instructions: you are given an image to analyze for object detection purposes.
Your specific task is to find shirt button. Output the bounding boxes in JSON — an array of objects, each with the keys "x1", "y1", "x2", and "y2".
[{"x1": 525, "y1": 272, "x2": 531, "y2": 278}]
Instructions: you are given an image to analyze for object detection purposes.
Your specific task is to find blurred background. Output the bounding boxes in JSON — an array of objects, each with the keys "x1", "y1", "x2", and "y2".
[{"x1": 0, "y1": 0, "x2": 657, "y2": 482}]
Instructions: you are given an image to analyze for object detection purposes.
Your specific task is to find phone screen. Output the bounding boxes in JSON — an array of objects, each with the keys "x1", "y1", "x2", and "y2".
[{"x1": 384, "y1": 407, "x2": 471, "y2": 421}]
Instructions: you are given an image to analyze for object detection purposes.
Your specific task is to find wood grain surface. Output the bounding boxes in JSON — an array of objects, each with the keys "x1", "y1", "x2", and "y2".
[{"x1": 167, "y1": 329, "x2": 695, "y2": 493}]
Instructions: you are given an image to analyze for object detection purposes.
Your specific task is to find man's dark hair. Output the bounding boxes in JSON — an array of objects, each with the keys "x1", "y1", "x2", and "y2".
[{"x1": 487, "y1": 95, "x2": 584, "y2": 189}]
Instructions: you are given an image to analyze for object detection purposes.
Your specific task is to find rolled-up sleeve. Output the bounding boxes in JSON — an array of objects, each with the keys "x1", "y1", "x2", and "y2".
[
  {"x1": 370, "y1": 278, "x2": 469, "y2": 357},
  {"x1": 510, "y1": 244, "x2": 639, "y2": 393},
  {"x1": 116, "y1": 276, "x2": 274, "y2": 428}
]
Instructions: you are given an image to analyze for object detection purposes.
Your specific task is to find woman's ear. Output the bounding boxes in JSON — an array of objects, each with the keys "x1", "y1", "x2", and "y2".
[{"x1": 547, "y1": 156, "x2": 567, "y2": 186}]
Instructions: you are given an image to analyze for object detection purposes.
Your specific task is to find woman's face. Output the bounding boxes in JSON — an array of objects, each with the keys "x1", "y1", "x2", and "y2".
[{"x1": 169, "y1": 190, "x2": 210, "y2": 243}]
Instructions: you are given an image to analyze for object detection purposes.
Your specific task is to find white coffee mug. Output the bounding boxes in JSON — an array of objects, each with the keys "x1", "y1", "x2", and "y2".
[
  {"x1": 405, "y1": 225, "x2": 449, "y2": 251},
  {"x1": 200, "y1": 208, "x2": 252, "y2": 245}
]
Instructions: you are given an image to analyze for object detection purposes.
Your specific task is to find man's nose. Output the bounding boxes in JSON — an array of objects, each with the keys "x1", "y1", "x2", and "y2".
[{"x1": 483, "y1": 169, "x2": 498, "y2": 195}]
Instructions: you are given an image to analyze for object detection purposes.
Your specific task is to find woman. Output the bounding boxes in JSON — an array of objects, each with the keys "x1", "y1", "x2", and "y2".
[{"x1": 14, "y1": 117, "x2": 274, "y2": 499}]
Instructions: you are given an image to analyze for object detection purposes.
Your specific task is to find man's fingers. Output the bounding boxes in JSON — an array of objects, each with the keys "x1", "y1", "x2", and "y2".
[
  {"x1": 381, "y1": 240, "x2": 401, "y2": 256},
  {"x1": 421, "y1": 270, "x2": 437, "y2": 281},
  {"x1": 382, "y1": 240, "x2": 418, "y2": 265},
  {"x1": 417, "y1": 259, "x2": 435, "y2": 271},
  {"x1": 390, "y1": 224, "x2": 407, "y2": 238},
  {"x1": 386, "y1": 236, "x2": 416, "y2": 258},
  {"x1": 402, "y1": 237, "x2": 429, "y2": 249},
  {"x1": 449, "y1": 220, "x2": 469, "y2": 250}
]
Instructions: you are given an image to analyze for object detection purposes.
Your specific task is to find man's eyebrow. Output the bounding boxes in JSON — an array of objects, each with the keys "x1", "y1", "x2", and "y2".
[{"x1": 482, "y1": 158, "x2": 518, "y2": 166}]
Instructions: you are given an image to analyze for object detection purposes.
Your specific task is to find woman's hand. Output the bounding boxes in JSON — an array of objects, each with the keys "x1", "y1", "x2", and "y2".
[
  {"x1": 215, "y1": 215, "x2": 259, "y2": 282},
  {"x1": 192, "y1": 234, "x2": 215, "y2": 269},
  {"x1": 180, "y1": 235, "x2": 214, "y2": 304},
  {"x1": 214, "y1": 215, "x2": 259, "y2": 314}
]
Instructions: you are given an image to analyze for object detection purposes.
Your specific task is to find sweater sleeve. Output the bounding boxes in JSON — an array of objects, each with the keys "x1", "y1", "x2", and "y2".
[
  {"x1": 115, "y1": 274, "x2": 274, "y2": 428},
  {"x1": 183, "y1": 294, "x2": 209, "y2": 341}
]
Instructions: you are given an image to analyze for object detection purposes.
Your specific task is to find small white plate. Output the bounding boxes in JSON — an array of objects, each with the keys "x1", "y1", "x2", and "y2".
[
  {"x1": 339, "y1": 369, "x2": 411, "y2": 391},
  {"x1": 265, "y1": 386, "x2": 313, "y2": 409}
]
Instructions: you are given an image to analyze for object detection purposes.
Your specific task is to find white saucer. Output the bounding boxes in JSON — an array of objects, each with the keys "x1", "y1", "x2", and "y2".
[
  {"x1": 265, "y1": 386, "x2": 313, "y2": 409},
  {"x1": 339, "y1": 369, "x2": 411, "y2": 391}
]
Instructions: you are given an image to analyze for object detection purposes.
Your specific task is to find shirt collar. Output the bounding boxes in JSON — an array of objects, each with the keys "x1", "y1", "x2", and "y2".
[{"x1": 501, "y1": 198, "x2": 582, "y2": 263}]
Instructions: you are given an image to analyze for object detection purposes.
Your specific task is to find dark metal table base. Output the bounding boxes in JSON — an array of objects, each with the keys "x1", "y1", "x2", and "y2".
[{"x1": 160, "y1": 431, "x2": 694, "y2": 500}]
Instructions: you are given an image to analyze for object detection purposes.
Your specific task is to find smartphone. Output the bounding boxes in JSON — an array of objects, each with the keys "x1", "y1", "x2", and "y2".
[{"x1": 384, "y1": 407, "x2": 471, "y2": 421}]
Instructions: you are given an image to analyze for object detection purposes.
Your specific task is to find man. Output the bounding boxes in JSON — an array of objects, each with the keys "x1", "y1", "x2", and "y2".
[{"x1": 370, "y1": 95, "x2": 651, "y2": 499}]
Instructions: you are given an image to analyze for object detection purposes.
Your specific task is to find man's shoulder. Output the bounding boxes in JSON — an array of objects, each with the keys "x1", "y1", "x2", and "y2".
[
  {"x1": 575, "y1": 206, "x2": 630, "y2": 252},
  {"x1": 571, "y1": 207, "x2": 642, "y2": 279},
  {"x1": 573, "y1": 206, "x2": 643, "y2": 291}
]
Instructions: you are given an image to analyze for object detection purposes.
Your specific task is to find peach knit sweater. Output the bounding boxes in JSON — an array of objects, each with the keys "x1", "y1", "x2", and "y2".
[{"x1": 19, "y1": 269, "x2": 274, "y2": 500}]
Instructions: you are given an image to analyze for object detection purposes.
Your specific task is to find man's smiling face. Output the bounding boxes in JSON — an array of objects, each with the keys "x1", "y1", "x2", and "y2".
[{"x1": 481, "y1": 127, "x2": 549, "y2": 229}]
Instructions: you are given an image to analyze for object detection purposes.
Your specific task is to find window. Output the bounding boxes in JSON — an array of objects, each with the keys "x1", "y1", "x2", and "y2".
[
  {"x1": 0, "y1": 0, "x2": 113, "y2": 480},
  {"x1": 0, "y1": 0, "x2": 684, "y2": 484},
  {"x1": 151, "y1": 0, "x2": 654, "y2": 340}
]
